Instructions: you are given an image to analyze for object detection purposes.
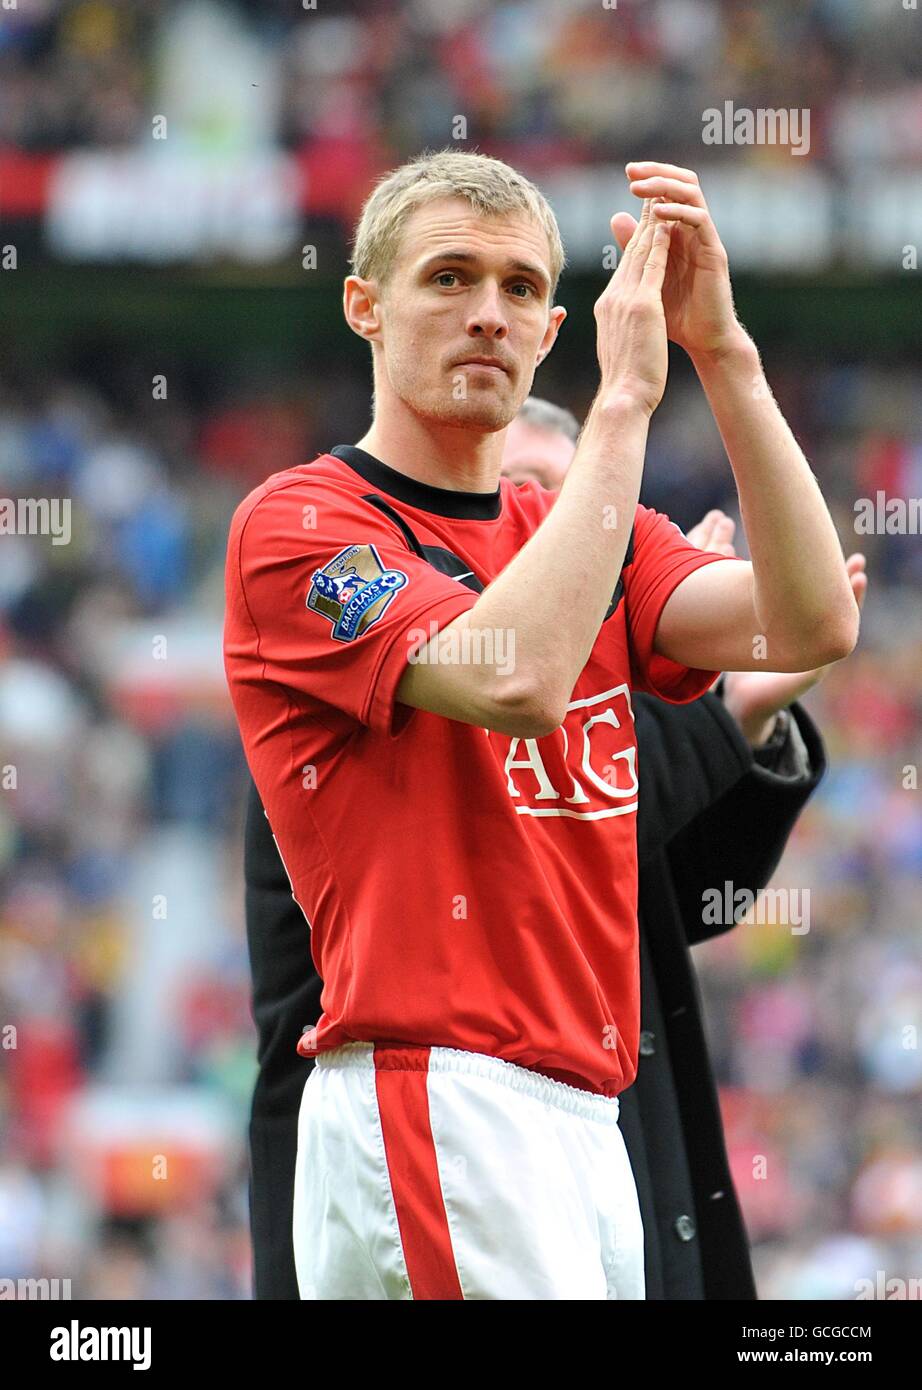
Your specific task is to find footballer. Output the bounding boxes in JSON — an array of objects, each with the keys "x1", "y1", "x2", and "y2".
[{"x1": 223, "y1": 149, "x2": 859, "y2": 1300}]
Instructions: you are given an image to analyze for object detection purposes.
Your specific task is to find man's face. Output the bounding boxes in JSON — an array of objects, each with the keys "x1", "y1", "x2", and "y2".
[
  {"x1": 368, "y1": 196, "x2": 565, "y2": 432},
  {"x1": 501, "y1": 418, "x2": 576, "y2": 491}
]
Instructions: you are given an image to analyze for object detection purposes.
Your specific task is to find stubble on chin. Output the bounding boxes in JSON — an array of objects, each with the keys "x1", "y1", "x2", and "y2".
[
  {"x1": 430, "y1": 370, "x2": 520, "y2": 432},
  {"x1": 437, "y1": 395, "x2": 516, "y2": 432},
  {"x1": 387, "y1": 351, "x2": 519, "y2": 432}
]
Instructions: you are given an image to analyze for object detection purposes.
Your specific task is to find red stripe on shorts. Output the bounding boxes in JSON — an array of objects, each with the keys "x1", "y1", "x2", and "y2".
[{"x1": 373, "y1": 1044, "x2": 464, "y2": 1300}]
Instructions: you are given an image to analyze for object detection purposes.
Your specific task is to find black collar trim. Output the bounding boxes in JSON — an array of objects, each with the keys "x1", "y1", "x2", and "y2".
[{"x1": 329, "y1": 444, "x2": 502, "y2": 520}]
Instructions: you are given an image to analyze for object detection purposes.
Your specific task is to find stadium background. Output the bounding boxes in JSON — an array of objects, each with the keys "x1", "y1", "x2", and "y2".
[{"x1": 0, "y1": 0, "x2": 920, "y2": 1300}]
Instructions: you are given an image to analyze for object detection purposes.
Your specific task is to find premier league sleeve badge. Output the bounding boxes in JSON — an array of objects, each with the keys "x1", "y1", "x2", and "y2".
[{"x1": 307, "y1": 543, "x2": 408, "y2": 642}]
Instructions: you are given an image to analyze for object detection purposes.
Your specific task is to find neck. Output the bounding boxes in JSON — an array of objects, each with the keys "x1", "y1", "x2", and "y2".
[{"x1": 355, "y1": 390, "x2": 507, "y2": 495}]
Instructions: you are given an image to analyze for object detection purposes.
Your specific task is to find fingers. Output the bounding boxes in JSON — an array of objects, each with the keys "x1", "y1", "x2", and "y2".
[
  {"x1": 845, "y1": 553, "x2": 867, "y2": 608},
  {"x1": 610, "y1": 196, "x2": 660, "y2": 289},
  {"x1": 640, "y1": 217, "x2": 672, "y2": 292},
  {"x1": 845, "y1": 553, "x2": 868, "y2": 610},
  {"x1": 651, "y1": 203, "x2": 708, "y2": 228},
  {"x1": 630, "y1": 198, "x2": 665, "y2": 279},
  {"x1": 627, "y1": 162, "x2": 724, "y2": 250},
  {"x1": 851, "y1": 573, "x2": 868, "y2": 610},
  {"x1": 629, "y1": 176, "x2": 705, "y2": 207},
  {"x1": 595, "y1": 193, "x2": 670, "y2": 412},
  {"x1": 685, "y1": 512, "x2": 715, "y2": 548},
  {"x1": 626, "y1": 160, "x2": 700, "y2": 185},
  {"x1": 610, "y1": 181, "x2": 687, "y2": 285},
  {"x1": 710, "y1": 510, "x2": 737, "y2": 555},
  {"x1": 687, "y1": 509, "x2": 737, "y2": 555}
]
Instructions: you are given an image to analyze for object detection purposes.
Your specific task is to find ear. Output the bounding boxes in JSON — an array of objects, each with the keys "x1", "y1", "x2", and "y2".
[
  {"x1": 535, "y1": 304, "x2": 567, "y2": 366},
  {"x1": 343, "y1": 275, "x2": 383, "y2": 343}
]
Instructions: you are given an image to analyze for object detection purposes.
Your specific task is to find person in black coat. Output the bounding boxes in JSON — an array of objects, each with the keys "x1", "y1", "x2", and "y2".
[{"x1": 623, "y1": 687, "x2": 825, "y2": 1298}]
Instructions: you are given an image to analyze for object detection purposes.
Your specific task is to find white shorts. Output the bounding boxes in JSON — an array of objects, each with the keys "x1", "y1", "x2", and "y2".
[{"x1": 292, "y1": 1040, "x2": 645, "y2": 1300}]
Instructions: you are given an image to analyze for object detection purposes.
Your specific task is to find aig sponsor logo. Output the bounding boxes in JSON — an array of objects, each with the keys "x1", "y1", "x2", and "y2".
[{"x1": 497, "y1": 684, "x2": 637, "y2": 820}]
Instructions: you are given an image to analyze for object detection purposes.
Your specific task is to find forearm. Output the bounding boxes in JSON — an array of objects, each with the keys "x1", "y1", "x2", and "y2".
[
  {"x1": 691, "y1": 333, "x2": 857, "y2": 665},
  {"x1": 469, "y1": 393, "x2": 649, "y2": 721}
]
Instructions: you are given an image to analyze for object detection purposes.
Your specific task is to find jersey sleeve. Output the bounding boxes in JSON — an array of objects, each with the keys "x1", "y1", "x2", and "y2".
[
  {"x1": 623, "y1": 504, "x2": 740, "y2": 703},
  {"x1": 229, "y1": 478, "x2": 481, "y2": 738}
]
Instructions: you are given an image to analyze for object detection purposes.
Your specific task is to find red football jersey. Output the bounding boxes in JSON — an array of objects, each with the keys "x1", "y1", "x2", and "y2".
[{"x1": 224, "y1": 445, "x2": 731, "y2": 1096}]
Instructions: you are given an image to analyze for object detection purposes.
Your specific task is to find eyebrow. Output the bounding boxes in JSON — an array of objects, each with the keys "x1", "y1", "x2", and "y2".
[{"x1": 417, "y1": 250, "x2": 551, "y2": 294}]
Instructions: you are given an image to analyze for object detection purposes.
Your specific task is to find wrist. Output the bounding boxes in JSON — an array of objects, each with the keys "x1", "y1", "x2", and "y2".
[
  {"x1": 722, "y1": 684, "x2": 781, "y2": 747},
  {"x1": 688, "y1": 327, "x2": 759, "y2": 377},
  {"x1": 592, "y1": 387, "x2": 657, "y2": 425},
  {"x1": 751, "y1": 708, "x2": 795, "y2": 764},
  {"x1": 746, "y1": 711, "x2": 781, "y2": 749}
]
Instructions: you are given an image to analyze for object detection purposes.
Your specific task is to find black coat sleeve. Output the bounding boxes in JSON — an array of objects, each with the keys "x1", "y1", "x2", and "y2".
[
  {"x1": 667, "y1": 701, "x2": 827, "y2": 947},
  {"x1": 244, "y1": 778, "x2": 322, "y2": 1300},
  {"x1": 634, "y1": 690, "x2": 753, "y2": 866},
  {"x1": 244, "y1": 779, "x2": 322, "y2": 1117}
]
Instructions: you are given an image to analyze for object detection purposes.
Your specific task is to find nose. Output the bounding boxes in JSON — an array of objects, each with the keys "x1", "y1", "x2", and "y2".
[{"x1": 466, "y1": 281, "x2": 509, "y2": 340}]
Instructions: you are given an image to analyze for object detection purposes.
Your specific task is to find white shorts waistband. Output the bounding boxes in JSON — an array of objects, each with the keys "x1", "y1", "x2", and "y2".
[{"x1": 314, "y1": 1041, "x2": 620, "y2": 1124}]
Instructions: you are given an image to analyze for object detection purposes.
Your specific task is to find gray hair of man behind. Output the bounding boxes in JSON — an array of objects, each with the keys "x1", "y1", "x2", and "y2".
[{"x1": 516, "y1": 396, "x2": 580, "y2": 443}]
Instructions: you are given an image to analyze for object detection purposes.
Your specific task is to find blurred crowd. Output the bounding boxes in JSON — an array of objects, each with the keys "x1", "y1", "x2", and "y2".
[
  {"x1": 0, "y1": 342, "x2": 919, "y2": 1300},
  {"x1": 0, "y1": 0, "x2": 920, "y2": 175}
]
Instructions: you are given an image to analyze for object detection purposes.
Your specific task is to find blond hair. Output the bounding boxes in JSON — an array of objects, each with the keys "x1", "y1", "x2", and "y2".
[{"x1": 350, "y1": 148, "x2": 566, "y2": 300}]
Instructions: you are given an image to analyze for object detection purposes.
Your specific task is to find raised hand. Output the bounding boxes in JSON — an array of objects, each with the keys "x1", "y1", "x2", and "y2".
[
  {"x1": 611, "y1": 162, "x2": 743, "y2": 359},
  {"x1": 594, "y1": 195, "x2": 673, "y2": 416}
]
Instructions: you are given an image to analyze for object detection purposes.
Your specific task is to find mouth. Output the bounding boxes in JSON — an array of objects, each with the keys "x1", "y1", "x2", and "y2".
[{"x1": 454, "y1": 357, "x2": 510, "y2": 375}]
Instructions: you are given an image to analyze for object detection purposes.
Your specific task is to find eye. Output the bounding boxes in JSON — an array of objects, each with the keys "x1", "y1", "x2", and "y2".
[
  {"x1": 509, "y1": 282, "x2": 536, "y2": 298},
  {"x1": 434, "y1": 271, "x2": 460, "y2": 287}
]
